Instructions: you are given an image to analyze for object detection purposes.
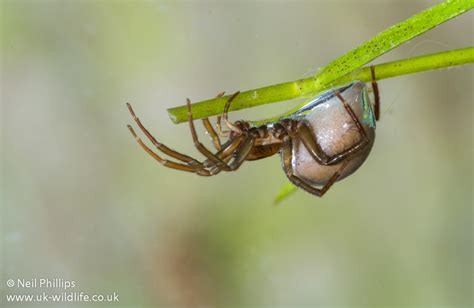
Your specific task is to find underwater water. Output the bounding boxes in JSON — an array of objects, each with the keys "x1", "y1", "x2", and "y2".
[{"x1": 2, "y1": 1, "x2": 472, "y2": 307}]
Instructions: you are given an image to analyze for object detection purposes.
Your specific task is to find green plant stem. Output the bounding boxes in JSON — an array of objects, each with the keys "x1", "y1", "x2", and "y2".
[
  {"x1": 313, "y1": 0, "x2": 473, "y2": 87},
  {"x1": 168, "y1": 47, "x2": 473, "y2": 124},
  {"x1": 262, "y1": 46, "x2": 474, "y2": 124},
  {"x1": 167, "y1": 79, "x2": 314, "y2": 124},
  {"x1": 334, "y1": 46, "x2": 474, "y2": 85},
  {"x1": 168, "y1": 0, "x2": 473, "y2": 124}
]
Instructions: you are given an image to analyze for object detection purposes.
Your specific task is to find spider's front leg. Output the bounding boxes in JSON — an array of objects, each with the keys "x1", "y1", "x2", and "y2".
[
  {"x1": 127, "y1": 124, "x2": 212, "y2": 176},
  {"x1": 127, "y1": 103, "x2": 218, "y2": 176}
]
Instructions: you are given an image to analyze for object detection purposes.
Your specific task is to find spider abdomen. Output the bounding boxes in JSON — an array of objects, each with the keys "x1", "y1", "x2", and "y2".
[{"x1": 289, "y1": 81, "x2": 376, "y2": 186}]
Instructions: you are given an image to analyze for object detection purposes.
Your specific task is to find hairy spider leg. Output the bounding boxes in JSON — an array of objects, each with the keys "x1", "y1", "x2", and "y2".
[
  {"x1": 370, "y1": 65, "x2": 380, "y2": 121},
  {"x1": 186, "y1": 98, "x2": 232, "y2": 171},
  {"x1": 215, "y1": 114, "x2": 228, "y2": 137},
  {"x1": 203, "y1": 136, "x2": 246, "y2": 174},
  {"x1": 127, "y1": 125, "x2": 211, "y2": 176},
  {"x1": 128, "y1": 118, "x2": 246, "y2": 177},
  {"x1": 203, "y1": 133, "x2": 257, "y2": 174},
  {"x1": 208, "y1": 92, "x2": 261, "y2": 173},
  {"x1": 209, "y1": 133, "x2": 256, "y2": 174},
  {"x1": 127, "y1": 96, "x2": 255, "y2": 176},
  {"x1": 222, "y1": 91, "x2": 243, "y2": 134},
  {"x1": 127, "y1": 103, "x2": 211, "y2": 173},
  {"x1": 228, "y1": 134, "x2": 256, "y2": 170},
  {"x1": 216, "y1": 91, "x2": 240, "y2": 137},
  {"x1": 202, "y1": 92, "x2": 225, "y2": 150},
  {"x1": 202, "y1": 117, "x2": 221, "y2": 150},
  {"x1": 281, "y1": 139, "x2": 350, "y2": 197},
  {"x1": 295, "y1": 90, "x2": 369, "y2": 167}
]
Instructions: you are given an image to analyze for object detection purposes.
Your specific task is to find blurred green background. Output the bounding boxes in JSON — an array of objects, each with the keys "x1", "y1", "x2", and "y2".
[{"x1": 1, "y1": 1, "x2": 472, "y2": 307}]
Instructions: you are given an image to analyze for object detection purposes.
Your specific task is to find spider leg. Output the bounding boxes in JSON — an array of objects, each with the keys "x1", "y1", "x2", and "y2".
[
  {"x1": 214, "y1": 92, "x2": 241, "y2": 137},
  {"x1": 297, "y1": 124, "x2": 367, "y2": 166},
  {"x1": 332, "y1": 90, "x2": 370, "y2": 160},
  {"x1": 201, "y1": 134, "x2": 254, "y2": 175},
  {"x1": 296, "y1": 90, "x2": 370, "y2": 166},
  {"x1": 216, "y1": 115, "x2": 230, "y2": 137},
  {"x1": 222, "y1": 91, "x2": 243, "y2": 134},
  {"x1": 228, "y1": 134, "x2": 256, "y2": 171},
  {"x1": 202, "y1": 135, "x2": 246, "y2": 175},
  {"x1": 281, "y1": 139, "x2": 350, "y2": 197},
  {"x1": 127, "y1": 102, "x2": 207, "y2": 170},
  {"x1": 370, "y1": 65, "x2": 380, "y2": 121},
  {"x1": 202, "y1": 118, "x2": 222, "y2": 150},
  {"x1": 202, "y1": 135, "x2": 245, "y2": 167},
  {"x1": 127, "y1": 125, "x2": 211, "y2": 176},
  {"x1": 186, "y1": 98, "x2": 231, "y2": 171},
  {"x1": 196, "y1": 91, "x2": 250, "y2": 174},
  {"x1": 202, "y1": 92, "x2": 225, "y2": 150},
  {"x1": 294, "y1": 122, "x2": 331, "y2": 164},
  {"x1": 334, "y1": 90, "x2": 368, "y2": 140}
]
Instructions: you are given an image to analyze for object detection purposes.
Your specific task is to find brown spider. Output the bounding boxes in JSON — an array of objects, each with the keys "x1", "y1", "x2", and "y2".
[{"x1": 127, "y1": 67, "x2": 380, "y2": 197}]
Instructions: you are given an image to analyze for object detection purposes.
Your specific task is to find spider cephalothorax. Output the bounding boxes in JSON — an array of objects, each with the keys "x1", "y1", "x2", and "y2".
[{"x1": 127, "y1": 68, "x2": 380, "y2": 197}]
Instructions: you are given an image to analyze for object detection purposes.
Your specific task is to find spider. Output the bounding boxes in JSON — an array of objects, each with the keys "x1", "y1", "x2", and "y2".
[{"x1": 127, "y1": 67, "x2": 380, "y2": 197}]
